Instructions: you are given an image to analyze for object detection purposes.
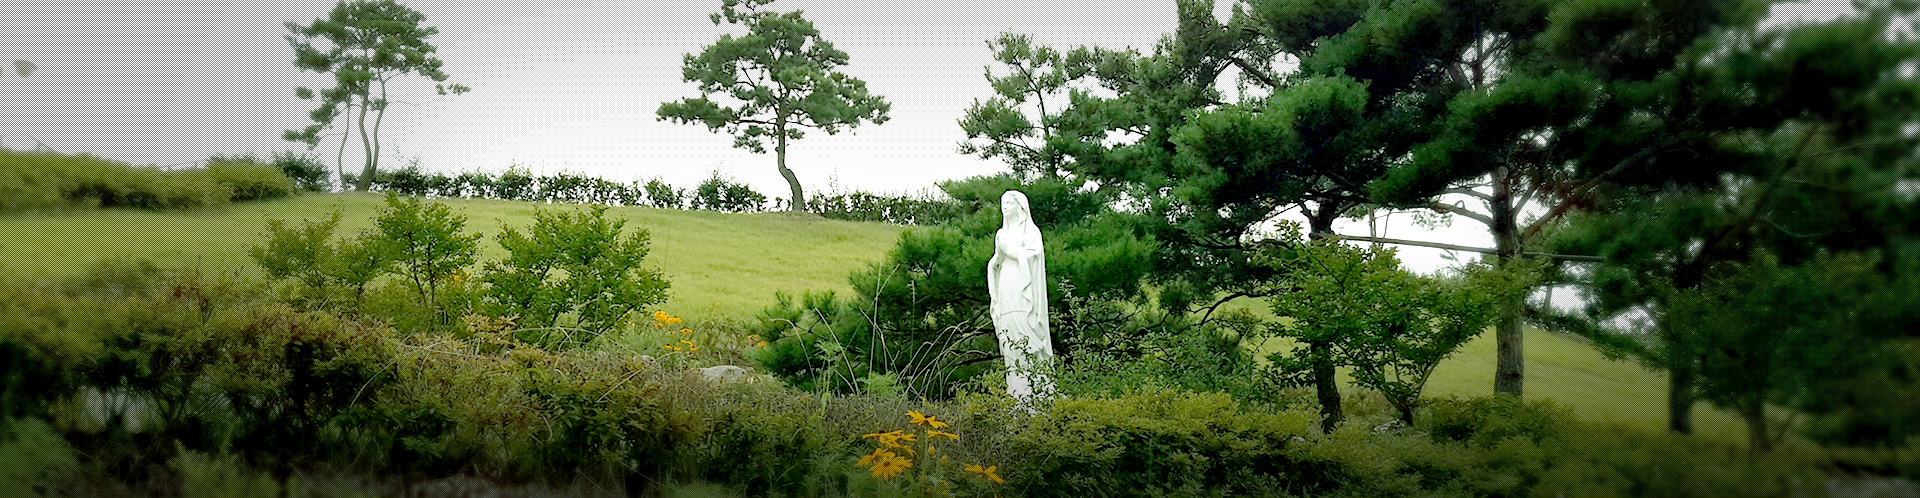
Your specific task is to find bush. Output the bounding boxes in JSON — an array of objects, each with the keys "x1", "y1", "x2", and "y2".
[
  {"x1": 693, "y1": 172, "x2": 768, "y2": 213},
  {"x1": 0, "y1": 149, "x2": 311, "y2": 213},
  {"x1": 269, "y1": 150, "x2": 331, "y2": 192},
  {"x1": 483, "y1": 205, "x2": 671, "y2": 347},
  {"x1": 644, "y1": 177, "x2": 686, "y2": 209},
  {"x1": 205, "y1": 151, "x2": 305, "y2": 200},
  {"x1": 203, "y1": 162, "x2": 298, "y2": 202},
  {"x1": 370, "y1": 193, "x2": 480, "y2": 328}
]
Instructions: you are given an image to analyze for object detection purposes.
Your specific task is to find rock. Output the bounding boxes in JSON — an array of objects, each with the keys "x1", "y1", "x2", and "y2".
[{"x1": 699, "y1": 365, "x2": 753, "y2": 384}]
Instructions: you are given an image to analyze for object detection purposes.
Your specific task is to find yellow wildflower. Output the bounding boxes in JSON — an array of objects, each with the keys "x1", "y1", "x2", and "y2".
[
  {"x1": 858, "y1": 448, "x2": 889, "y2": 467},
  {"x1": 908, "y1": 410, "x2": 951, "y2": 429},
  {"x1": 869, "y1": 452, "x2": 911, "y2": 481},
  {"x1": 926, "y1": 430, "x2": 959, "y2": 441},
  {"x1": 681, "y1": 328, "x2": 692, "y2": 334},
  {"x1": 964, "y1": 464, "x2": 1005, "y2": 484}
]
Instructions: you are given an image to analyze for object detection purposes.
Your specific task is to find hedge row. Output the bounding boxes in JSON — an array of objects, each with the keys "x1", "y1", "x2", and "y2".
[
  {"x1": 356, "y1": 166, "x2": 963, "y2": 224},
  {"x1": 0, "y1": 149, "x2": 298, "y2": 213}
]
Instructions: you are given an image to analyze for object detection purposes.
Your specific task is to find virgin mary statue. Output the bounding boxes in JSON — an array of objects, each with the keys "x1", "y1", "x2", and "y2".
[{"x1": 988, "y1": 190, "x2": 1055, "y2": 401}]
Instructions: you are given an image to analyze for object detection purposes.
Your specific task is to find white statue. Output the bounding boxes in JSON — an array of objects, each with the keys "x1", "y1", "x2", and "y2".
[{"x1": 988, "y1": 190, "x2": 1055, "y2": 402}]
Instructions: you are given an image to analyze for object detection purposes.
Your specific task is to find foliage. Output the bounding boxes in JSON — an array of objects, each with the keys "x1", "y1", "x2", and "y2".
[
  {"x1": 1265, "y1": 242, "x2": 1533, "y2": 426},
  {"x1": 956, "y1": 32, "x2": 1087, "y2": 177},
  {"x1": 248, "y1": 210, "x2": 391, "y2": 306},
  {"x1": 483, "y1": 205, "x2": 671, "y2": 346},
  {"x1": 657, "y1": 0, "x2": 891, "y2": 212},
  {"x1": 1539, "y1": 0, "x2": 1920, "y2": 440},
  {"x1": 644, "y1": 177, "x2": 687, "y2": 209},
  {"x1": 208, "y1": 150, "x2": 328, "y2": 194},
  {"x1": 203, "y1": 162, "x2": 299, "y2": 202},
  {"x1": 0, "y1": 260, "x2": 1879, "y2": 497},
  {"x1": 691, "y1": 172, "x2": 769, "y2": 213},
  {"x1": 757, "y1": 174, "x2": 1158, "y2": 398},
  {"x1": 282, "y1": 0, "x2": 470, "y2": 192},
  {"x1": 851, "y1": 409, "x2": 1005, "y2": 497},
  {"x1": 809, "y1": 189, "x2": 966, "y2": 226},
  {"x1": 369, "y1": 192, "x2": 480, "y2": 325},
  {"x1": 0, "y1": 149, "x2": 309, "y2": 213}
]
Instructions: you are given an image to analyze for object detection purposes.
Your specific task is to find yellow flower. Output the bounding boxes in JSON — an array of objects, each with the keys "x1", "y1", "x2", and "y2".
[
  {"x1": 869, "y1": 452, "x2": 912, "y2": 481},
  {"x1": 681, "y1": 328, "x2": 692, "y2": 334},
  {"x1": 909, "y1": 410, "x2": 951, "y2": 429},
  {"x1": 747, "y1": 334, "x2": 760, "y2": 341},
  {"x1": 964, "y1": 464, "x2": 1005, "y2": 484},
  {"x1": 757, "y1": 341, "x2": 769, "y2": 348},
  {"x1": 858, "y1": 448, "x2": 889, "y2": 467},
  {"x1": 926, "y1": 430, "x2": 959, "y2": 441},
  {"x1": 862, "y1": 430, "x2": 916, "y2": 449}
]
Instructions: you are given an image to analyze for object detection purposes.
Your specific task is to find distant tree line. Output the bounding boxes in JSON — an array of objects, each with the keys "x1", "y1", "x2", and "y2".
[{"x1": 346, "y1": 165, "x2": 963, "y2": 225}]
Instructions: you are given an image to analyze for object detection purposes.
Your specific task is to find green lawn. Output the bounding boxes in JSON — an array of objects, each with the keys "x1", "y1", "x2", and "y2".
[
  {"x1": 0, "y1": 194, "x2": 1747, "y2": 439},
  {"x1": 0, "y1": 193, "x2": 908, "y2": 321}
]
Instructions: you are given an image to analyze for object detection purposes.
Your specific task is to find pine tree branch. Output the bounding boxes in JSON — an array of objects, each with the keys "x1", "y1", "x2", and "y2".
[{"x1": 1312, "y1": 232, "x2": 1602, "y2": 262}]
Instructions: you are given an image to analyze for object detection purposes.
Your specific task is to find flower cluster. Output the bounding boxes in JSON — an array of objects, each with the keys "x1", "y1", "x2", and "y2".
[
  {"x1": 651, "y1": 310, "x2": 683, "y2": 328},
  {"x1": 662, "y1": 339, "x2": 699, "y2": 352},
  {"x1": 858, "y1": 410, "x2": 1004, "y2": 495}
]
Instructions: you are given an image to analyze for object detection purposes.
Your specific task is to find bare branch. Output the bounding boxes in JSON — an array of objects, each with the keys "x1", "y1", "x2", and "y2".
[
  {"x1": 1442, "y1": 188, "x2": 1493, "y2": 201},
  {"x1": 1313, "y1": 232, "x2": 1603, "y2": 262},
  {"x1": 1230, "y1": 57, "x2": 1280, "y2": 89},
  {"x1": 1428, "y1": 201, "x2": 1494, "y2": 227}
]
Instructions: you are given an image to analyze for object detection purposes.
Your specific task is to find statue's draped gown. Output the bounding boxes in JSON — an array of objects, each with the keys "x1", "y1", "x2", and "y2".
[{"x1": 989, "y1": 191, "x2": 1054, "y2": 399}]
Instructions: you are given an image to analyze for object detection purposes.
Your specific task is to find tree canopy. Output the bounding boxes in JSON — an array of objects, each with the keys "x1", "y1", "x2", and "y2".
[
  {"x1": 282, "y1": 0, "x2": 469, "y2": 192},
  {"x1": 658, "y1": 0, "x2": 891, "y2": 213}
]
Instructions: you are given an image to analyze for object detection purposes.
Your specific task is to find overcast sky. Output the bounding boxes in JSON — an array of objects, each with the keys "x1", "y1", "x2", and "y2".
[{"x1": 1, "y1": 0, "x2": 1855, "y2": 275}]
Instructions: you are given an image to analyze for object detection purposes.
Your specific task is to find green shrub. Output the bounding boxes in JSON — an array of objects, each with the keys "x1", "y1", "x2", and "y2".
[
  {"x1": 693, "y1": 172, "x2": 768, "y2": 213},
  {"x1": 0, "y1": 149, "x2": 305, "y2": 213},
  {"x1": 645, "y1": 177, "x2": 687, "y2": 209},
  {"x1": 483, "y1": 205, "x2": 671, "y2": 347},
  {"x1": 269, "y1": 150, "x2": 331, "y2": 192},
  {"x1": 0, "y1": 418, "x2": 78, "y2": 495},
  {"x1": 203, "y1": 162, "x2": 298, "y2": 202},
  {"x1": 370, "y1": 192, "x2": 480, "y2": 328}
]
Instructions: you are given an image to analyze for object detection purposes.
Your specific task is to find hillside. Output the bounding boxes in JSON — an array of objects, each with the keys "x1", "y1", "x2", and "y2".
[
  {"x1": 0, "y1": 193, "x2": 909, "y2": 320},
  {"x1": 0, "y1": 194, "x2": 1744, "y2": 439}
]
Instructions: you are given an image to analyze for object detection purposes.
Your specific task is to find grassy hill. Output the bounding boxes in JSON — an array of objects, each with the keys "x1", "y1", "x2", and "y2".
[
  {"x1": 0, "y1": 193, "x2": 1745, "y2": 439},
  {"x1": 0, "y1": 193, "x2": 909, "y2": 320}
]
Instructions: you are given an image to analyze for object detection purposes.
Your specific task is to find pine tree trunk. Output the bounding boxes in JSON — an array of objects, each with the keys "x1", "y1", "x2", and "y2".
[
  {"x1": 1312, "y1": 340, "x2": 1342, "y2": 433},
  {"x1": 1743, "y1": 399, "x2": 1771, "y2": 453},
  {"x1": 1668, "y1": 357, "x2": 1696, "y2": 435},
  {"x1": 1306, "y1": 205, "x2": 1343, "y2": 432},
  {"x1": 354, "y1": 99, "x2": 375, "y2": 192},
  {"x1": 1491, "y1": 167, "x2": 1524, "y2": 397},
  {"x1": 774, "y1": 120, "x2": 806, "y2": 213}
]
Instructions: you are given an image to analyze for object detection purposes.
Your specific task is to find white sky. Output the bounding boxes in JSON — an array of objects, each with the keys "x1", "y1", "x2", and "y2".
[{"x1": 0, "y1": 0, "x2": 1855, "y2": 276}]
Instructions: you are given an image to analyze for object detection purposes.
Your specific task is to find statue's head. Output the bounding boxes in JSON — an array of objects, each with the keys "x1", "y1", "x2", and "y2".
[{"x1": 1000, "y1": 190, "x2": 1031, "y2": 227}]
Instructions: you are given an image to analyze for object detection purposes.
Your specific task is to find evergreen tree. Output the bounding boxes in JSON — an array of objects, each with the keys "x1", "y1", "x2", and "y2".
[
  {"x1": 283, "y1": 0, "x2": 469, "y2": 192},
  {"x1": 658, "y1": 0, "x2": 891, "y2": 213}
]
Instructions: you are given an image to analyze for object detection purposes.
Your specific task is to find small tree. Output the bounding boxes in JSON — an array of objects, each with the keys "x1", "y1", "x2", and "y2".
[
  {"x1": 657, "y1": 0, "x2": 890, "y2": 213},
  {"x1": 484, "y1": 205, "x2": 670, "y2": 345},
  {"x1": 371, "y1": 192, "x2": 479, "y2": 322},
  {"x1": 283, "y1": 0, "x2": 469, "y2": 192},
  {"x1": 1267, "y1": 241, "x2": 1528, "y2": 427},
  {"x1": 249, "y1": 210, "x2": 392, "y2": 306}
]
